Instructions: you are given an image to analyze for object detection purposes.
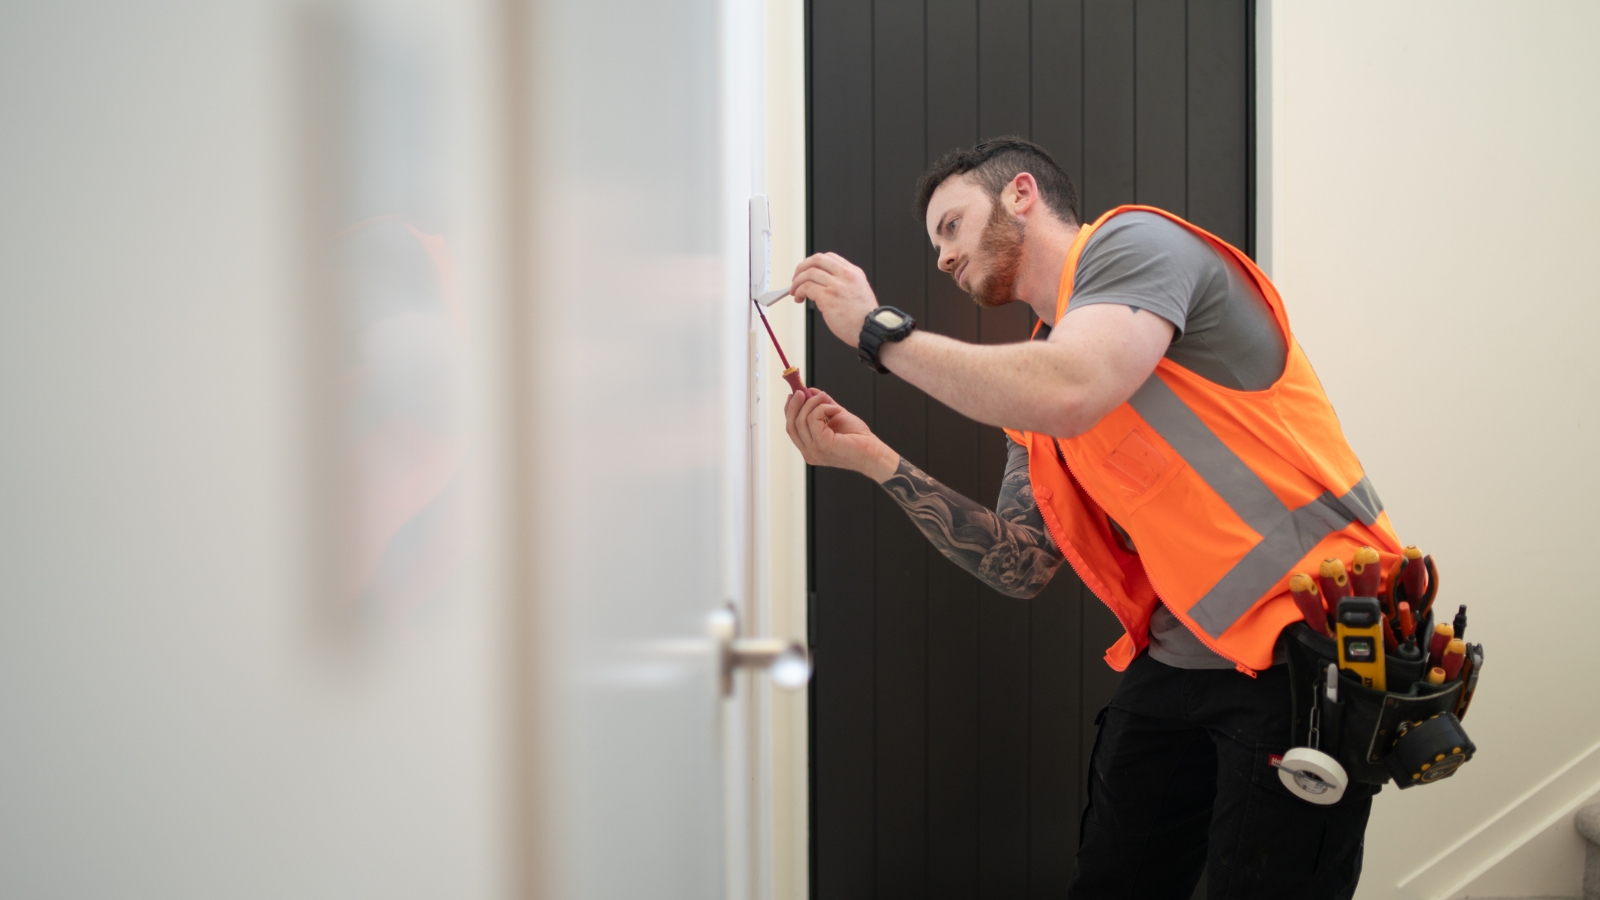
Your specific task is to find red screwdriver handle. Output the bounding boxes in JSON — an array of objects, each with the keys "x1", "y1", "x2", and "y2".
[{"x1": 1288, "y1": 573, "x2": 1330, "y2": 637}]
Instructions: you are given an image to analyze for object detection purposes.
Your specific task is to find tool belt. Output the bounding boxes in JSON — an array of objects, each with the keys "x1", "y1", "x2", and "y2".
[{"x1": 1284, "y1": 605, "x2": 1477, "y2": 788}]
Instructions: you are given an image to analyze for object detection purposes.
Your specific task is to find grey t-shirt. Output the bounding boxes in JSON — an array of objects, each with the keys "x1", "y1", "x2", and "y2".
[
  {"x1": 1047, "y1": 211, "x2": 1288, "y2": 669},
  {"x1": 1070, "y1": 211, "x2": 1286, "y2": 391}
]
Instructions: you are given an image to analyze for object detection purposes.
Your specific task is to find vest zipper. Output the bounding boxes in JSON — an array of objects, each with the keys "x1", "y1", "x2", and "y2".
[
  {"x1": 1040, "y1": 437, "x2": 1139, "y2": 650},
  {"x1": 1044, "y1": 437, "x2": 1260, "y2": 675}
]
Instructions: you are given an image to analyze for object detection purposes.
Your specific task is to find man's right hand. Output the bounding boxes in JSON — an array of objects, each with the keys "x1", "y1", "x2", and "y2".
[{"x1": 784, "y1": 388, "x2": 900, "y2": 483}]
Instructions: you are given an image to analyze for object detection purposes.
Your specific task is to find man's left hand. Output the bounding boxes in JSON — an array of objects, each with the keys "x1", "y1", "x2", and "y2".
[{"x1": 789, "y1": 252, "x2": 877, "y2": 347}]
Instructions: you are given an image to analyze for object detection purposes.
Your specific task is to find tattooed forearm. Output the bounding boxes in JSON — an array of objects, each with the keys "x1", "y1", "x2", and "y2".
[{"x1": 878, "y1": 450, "x2": 1063, "y2": 599}]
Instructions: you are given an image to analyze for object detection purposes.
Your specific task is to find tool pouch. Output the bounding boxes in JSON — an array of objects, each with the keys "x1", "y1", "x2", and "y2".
[{"x1": 1284, "y1": 619, "x2": 1469, "y2": 787}]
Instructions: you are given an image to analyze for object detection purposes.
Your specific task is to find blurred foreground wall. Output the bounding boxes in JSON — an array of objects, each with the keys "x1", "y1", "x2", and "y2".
[
  {"x1": 0, "y1": 2, "x2": 514, "y2": 896},
  {"x1": 0, "y1": 0, "x2": 798, "y2": 897}
]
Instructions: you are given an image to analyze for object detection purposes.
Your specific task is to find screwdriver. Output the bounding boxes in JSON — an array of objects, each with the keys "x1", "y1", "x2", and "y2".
[
  {"x1": 1426, "y1": 666, "x2": 1446, "y2": 685},
  {"x1": 1452, "y1": 605, "x2": 1468, "y2": 641},
  {"x1": 1397, "y1": 601, "x2": 1415, "y2": 641},
  {"x1": 1428, "y1": 623, "x2": 1454, "y2": 670},
  {"x1": 1289, "y1": 573, "x2": 1332, "y2": 637},
  {"x1": 1319, "y1": 559, "x2": 1352, "y2": 611},
  {"x1": 1351, "y1": 546, "x2": 1382, "y2": 598},
  {"x1": 751, "y1": 295, "x2": 805, "y2": 394},
  {"x1": 1441, "y1": 638, "x2": 1467, "y2": 681},
  {"x1": 1400, "y1": 546, "x2": 1428, "y2": 603}
]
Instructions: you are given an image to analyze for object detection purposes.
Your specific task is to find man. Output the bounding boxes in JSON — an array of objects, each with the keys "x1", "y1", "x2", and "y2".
[{"x1": 780, "y1": 138, "x2": 1402, "y2": 899}]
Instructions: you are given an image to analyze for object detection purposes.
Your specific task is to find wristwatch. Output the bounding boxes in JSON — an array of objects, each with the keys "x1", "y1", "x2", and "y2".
[{"x1": 857, "y1": 306, "x2": 917, "y2": 373}]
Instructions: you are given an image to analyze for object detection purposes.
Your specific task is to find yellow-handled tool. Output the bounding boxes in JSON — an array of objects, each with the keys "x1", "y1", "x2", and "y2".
[{"x1": 1336, "y1": 596, "x2": 1386, "y2": 691}]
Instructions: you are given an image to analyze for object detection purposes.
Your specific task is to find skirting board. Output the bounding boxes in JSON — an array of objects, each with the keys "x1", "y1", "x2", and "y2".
[{"x1": 1396, "y1": 737, "x2": 1600, "y2": 899}]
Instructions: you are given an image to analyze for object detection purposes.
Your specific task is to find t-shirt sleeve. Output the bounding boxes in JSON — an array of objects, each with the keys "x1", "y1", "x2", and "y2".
[{"x1": 1067, "y1": 211, "x2": 1219, "y2": 339}]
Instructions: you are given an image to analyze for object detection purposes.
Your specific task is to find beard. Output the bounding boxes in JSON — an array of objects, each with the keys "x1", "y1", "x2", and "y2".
[{"x1": 968, "y1": 200, "x2": 1026, "y2": 309}]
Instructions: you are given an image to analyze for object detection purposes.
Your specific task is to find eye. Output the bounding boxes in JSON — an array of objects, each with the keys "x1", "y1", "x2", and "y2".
[{"x1": 946, "y1": 218, "x2": 959, "y2": 234}]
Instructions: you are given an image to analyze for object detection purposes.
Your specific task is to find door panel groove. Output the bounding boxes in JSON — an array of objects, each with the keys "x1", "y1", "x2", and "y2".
[{"x1": 808, "y1": 3, "x2": 1252, "y2": 896}]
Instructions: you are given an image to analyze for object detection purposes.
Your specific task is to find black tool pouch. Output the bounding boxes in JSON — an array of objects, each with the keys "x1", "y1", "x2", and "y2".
[{"x1": 1284, "y1": 619, "x2": 1468, "y2": 787}]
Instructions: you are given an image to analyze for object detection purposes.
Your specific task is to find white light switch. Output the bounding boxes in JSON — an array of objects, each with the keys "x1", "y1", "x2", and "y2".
[{"x1": 749, "y1": 194, "x2": 771, "y2": 300}]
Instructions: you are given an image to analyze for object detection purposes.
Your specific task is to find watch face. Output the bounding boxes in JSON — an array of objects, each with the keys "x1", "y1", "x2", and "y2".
[{"x1": 873, "y1": 309, "x2": 905, "y2": 329}]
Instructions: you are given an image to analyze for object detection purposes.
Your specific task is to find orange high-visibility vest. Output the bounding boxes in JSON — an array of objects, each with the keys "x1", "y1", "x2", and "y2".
[{"x1": 1006, "y1": 206, "x2": 1403, "y2": 674}]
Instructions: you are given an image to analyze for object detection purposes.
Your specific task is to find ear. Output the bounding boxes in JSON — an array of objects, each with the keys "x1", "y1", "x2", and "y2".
[{"x1": 1006, "y1": 172, "x2": 1040, "y2": 216}]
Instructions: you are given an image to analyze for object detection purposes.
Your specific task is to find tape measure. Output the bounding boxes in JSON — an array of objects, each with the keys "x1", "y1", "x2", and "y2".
[{"x1": 1386, "y1": 712, "x2": 1476, "y2": 785}]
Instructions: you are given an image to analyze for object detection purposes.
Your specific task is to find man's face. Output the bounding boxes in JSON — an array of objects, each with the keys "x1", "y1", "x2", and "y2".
[{"x1": 925, "y1": 174, "x2": 1026, "y2": 309}]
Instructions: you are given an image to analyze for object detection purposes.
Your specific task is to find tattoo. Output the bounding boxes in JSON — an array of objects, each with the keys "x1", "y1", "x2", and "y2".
[{"x1": 878, "y1": 441, "x2": 1063, "y2": 599}]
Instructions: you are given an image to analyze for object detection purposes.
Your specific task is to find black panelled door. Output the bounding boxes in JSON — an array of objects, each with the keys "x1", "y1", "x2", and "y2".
[{"x1": 806, "y1": 2, "x2": 1254, "y2": 897}]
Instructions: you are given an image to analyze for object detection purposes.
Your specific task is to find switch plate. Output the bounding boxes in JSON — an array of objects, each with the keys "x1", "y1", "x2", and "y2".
[{"x1": 749, "y1": 194, "x2": 771, "y2": 300}]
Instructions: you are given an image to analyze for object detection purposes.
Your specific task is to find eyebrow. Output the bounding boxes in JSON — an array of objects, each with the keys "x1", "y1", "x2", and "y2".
[{"x1": 934, "y1": 208, "x2": 957, "y2": 236}]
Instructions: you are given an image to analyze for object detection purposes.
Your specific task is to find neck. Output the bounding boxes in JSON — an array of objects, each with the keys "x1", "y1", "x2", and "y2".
[{"x1": 1016, "y1": 216, "x2": 1081, "y2": 324}]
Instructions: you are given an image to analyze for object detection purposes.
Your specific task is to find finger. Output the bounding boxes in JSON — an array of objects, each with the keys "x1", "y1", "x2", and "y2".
[
  {"x1": 799, "y1": 406, "x2": 830, "y2": 451},
  {"x1": 784, "y1": 391, "x2": 803, "y2": 445},
  {"x1": 790, "y1": 269, "x2": 833, "y2": 299},
  {"x1": 792, "y1": 266, "x2": 832, "y2": 283},
  {"x1": 785, "y1": 389, "x2": 817, "y2": 446},
  {"x1": 807, "y1": 253, "x2": 853, "y2": 278},
  {"x1": 806, "y1": 394, "x2": 842, "y2": 430},
  {"x1": 790, "y1": 411, "x2": 817, "y2": 458},
  {"x1": 792, "y1": 252, "x2": 839, "y2": 279},
  {"x1": 797, "y1": 389, "x2": 831, "y2": 423},
  {"x1": 804, "y1": 396, "x2": 836, "y2": 431},
  {"x1": 790, "y1": 390, "x2": 829, "y2": 443}
]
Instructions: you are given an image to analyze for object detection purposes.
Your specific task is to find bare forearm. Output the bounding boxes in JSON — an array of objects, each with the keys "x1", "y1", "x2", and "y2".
[
  {"x1": 878, "y1": 332, "x2": 1091, "y2": 435},
  {"x1": 874, "y1": 305, "x2": 1176, "y2": 437},
  {"x1": 878, "y1": 457, "x2": 1062, "y2": 599}
]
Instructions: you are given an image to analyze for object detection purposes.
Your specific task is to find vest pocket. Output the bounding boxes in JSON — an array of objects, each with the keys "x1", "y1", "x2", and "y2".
[{"x1": 1102, "y1": 427, "x2": 1172, "y2": 502}]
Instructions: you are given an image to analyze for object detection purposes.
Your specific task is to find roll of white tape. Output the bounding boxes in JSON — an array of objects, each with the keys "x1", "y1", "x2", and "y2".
[{"x1": 1275, "y1": 747, "x2": 1348, "y2": 805}]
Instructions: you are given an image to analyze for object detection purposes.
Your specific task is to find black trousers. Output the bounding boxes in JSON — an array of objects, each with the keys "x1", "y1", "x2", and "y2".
[{"x1": 1067, "y1": 652, "x2": 1376, "y2": 900}]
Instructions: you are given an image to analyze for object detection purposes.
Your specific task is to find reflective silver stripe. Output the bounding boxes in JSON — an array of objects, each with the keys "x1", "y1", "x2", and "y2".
[
  {"x1": 1188, "y1": 492, "x2": 1353, "y2": 637},
  {"x1": 1127, "y1": 376, "x2": 1289, "y2": 536},
  {"x1": 1328, "y1": 476, "x2": 1383, "y2": 527},
  {"x1": 1124, "y1": 374, "x2": 1386, "y2": 637}
]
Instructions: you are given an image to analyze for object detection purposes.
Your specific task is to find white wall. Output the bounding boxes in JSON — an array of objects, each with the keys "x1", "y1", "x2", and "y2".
[
  {"x1": 762, "y1": 0, "x2": 811, "y2": 896},
  {"x1": 1260, "y1": 4, "x2": 1600, "y2": 898}
]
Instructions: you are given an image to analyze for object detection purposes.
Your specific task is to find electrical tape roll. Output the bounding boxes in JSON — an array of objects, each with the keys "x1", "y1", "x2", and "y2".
[{"x1": 1276, "y1": 747, "x2": 1348, "y2": 805}]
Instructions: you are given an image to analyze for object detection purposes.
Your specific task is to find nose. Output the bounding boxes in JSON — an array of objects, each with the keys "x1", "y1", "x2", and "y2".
[{"x1": 937, "y1": 245, "x2": 956, "y2": 274}]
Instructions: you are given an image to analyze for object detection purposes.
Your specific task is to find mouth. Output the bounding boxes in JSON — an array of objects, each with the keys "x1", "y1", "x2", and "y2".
[{"x1": 954, "y1": 259, "x2": 969, "y2": 289}]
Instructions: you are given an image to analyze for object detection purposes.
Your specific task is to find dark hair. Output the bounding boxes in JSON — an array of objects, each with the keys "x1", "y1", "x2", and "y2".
[{"x1": 915, "y1": 137, "x2": 1080, "y2": 226}]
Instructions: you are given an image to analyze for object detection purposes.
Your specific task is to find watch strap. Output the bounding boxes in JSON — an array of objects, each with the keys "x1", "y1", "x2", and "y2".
[{"x1": 857, "y1": 306, "x2": 916, "y2": 374}]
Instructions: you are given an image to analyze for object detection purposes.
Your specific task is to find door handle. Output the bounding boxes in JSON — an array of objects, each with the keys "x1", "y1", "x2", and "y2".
[{"x1": 710, "y1": 604, "x2": 811, "y2": 697}]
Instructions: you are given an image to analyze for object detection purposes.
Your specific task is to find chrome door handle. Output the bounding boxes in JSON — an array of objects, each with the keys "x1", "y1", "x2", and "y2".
[{"x1": 709, "y1": 604, "x2": 811, "y2": 697}]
